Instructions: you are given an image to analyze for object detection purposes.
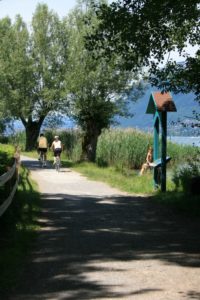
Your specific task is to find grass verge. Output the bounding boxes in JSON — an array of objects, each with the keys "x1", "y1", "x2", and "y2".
[
  {"x1": 72, "y1": 162, "x2": 200, "y2": 217},
  {"x1": 0, "y1": 166, "x2": 41, "y2": 298},
  {"x1": 22, "y1": 151, "x2": 199, "y2": 217},
  {"x1": 73, "y1": 161, "x2": 174, "y2": 195}
]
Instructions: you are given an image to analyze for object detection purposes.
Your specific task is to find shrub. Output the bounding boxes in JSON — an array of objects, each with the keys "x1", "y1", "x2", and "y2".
[
  {"x1": 0, "y1": 144, "x2": 15, "y2": 174},
  {"x1": 8, "y1": 131, "x2": 26, "y2": 151},
  {"x1": 172, "y1": 149, "x2": 200, "y2": 194}
]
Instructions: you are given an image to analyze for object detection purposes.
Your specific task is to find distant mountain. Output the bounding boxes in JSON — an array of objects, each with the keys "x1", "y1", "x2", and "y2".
[
  {"x1": 116, "y1": 87, "x2": 199, "y2": 131},
  {"x1": 12, "y1": 87, "x2": 199, "y2": 135}
]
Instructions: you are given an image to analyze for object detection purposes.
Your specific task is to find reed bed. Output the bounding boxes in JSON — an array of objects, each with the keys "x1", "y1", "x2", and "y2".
[
  {"x1": 96, "y1": 128, "x2": 199, "y2": 171},
  {"x1": 96, "y1": 128, "x2": 153, "y2": 170},
  {"x1": 6, "y1": 127, "x2": 199, "y2": 172}
]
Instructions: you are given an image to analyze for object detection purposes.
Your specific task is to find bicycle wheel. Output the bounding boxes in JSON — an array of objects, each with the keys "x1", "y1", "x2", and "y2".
[
  {"x1": 55, "y1": 157, "x2": 60, "y2": 172},
  {"x1": 40, "y1": 153, "x2": 45, "y2": 167}
]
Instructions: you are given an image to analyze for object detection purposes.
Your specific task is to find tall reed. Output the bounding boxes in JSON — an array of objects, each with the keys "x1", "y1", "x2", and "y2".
[{"x1": 96, "y1": 128, "x2": 153, "y2": 170}]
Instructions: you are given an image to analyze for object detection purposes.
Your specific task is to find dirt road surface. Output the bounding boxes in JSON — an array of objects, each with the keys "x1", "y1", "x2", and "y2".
[{"x1": 9, "y1": 156, "x2": 200, "y2": 300}]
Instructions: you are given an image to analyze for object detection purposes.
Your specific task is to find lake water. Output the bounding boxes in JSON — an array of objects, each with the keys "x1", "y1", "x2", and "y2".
[{"x1": 168, "y1": 136, "x2": 200, "y2": 147}]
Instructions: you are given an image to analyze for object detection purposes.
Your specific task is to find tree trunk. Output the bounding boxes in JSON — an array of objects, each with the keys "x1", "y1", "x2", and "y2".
[
  {"x1": 81, "y1": 125, "x2": 101, "y2": 162},
  {"x1": 21, "y1": 117, "x2": 45, "y2": 151}
]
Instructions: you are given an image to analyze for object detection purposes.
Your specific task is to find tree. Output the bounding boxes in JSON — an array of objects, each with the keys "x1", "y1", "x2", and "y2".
[
  {"x1": 0, "y1": 4, "x2": 69, "y2": 150},
  {"x1": 86, "y1": 0, "x2": 199, "y2": 67},
  {"x1": 151, "y1": 51, "x2": 200, "y2": 127},
  {"x1": 65, "y1": 0, "x2": 145, "y2": 161},
  {"x1": 86, "y1": 0, "x2": 199, "y2": 125}
]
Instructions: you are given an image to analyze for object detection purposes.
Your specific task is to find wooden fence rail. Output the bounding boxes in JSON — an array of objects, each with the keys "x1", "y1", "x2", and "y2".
[{"x1": 0, "y1": 153, "x2": 20, "y2": 217}]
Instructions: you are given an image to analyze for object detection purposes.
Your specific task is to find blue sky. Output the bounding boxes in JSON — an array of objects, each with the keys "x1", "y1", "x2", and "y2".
[
  {"x1": 0, "y1": 0, "x2": 197, "y2": 61},
  {"x1": 0, "y1": 0, "x2": 78, "y2": 24}
]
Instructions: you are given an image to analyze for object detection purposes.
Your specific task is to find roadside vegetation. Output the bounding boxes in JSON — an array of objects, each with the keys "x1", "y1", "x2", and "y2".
[
  {"x1": 0, "y1": 125, "x2": 199, "y2": 297},
  {"x1": 0, "y1": 146, "x2": 40, "y2": 298},
  {"x1": 9, "y1": 127, "x2": 199, "y2": 216},
  {"x1": 0, "y1": 0, "x2": 199, "y2": 296},
  {"x1": 0, "y1": 144, "x2": 15, "y2": 174}
]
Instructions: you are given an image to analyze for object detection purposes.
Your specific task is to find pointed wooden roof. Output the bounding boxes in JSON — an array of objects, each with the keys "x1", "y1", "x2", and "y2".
[{"x1": 146, "y1": 91, "x2": 177, "y2": 114}]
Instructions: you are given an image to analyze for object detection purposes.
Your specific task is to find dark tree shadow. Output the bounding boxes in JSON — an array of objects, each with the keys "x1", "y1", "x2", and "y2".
[{"x1": 8, "y1": 183, "x2": 200, "y2": 300}]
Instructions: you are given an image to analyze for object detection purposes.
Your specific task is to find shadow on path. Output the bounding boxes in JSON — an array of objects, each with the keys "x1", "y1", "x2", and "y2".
[
  {"x1": 10, "y1": 188, "x2": 200, "y2": 300},
  {"x1": 20, "y1": 159, "x2": 72, "y2": 173}
]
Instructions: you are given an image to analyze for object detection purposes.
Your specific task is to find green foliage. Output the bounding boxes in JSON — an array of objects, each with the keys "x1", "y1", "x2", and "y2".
[
  {"x1": 87, "y1": 0, "x2": 199, "y2": 121},
  {"x1": 151, "y1": 53, "x2": 200, "y2": 102},
  {"x1": 45, "y1": 129, "x2": 83, "y2": 161},
  {"x1": 0, "y1": 166, "x2": 40, "y2": 297},
  {"x1": 0, "y1": 4, "x2": 70, "y2": 150},
  {"x1": 172, "y1": 149, "x2": 200, "y2": 193},
  {"x1": 7, "y1": 131, "x2": 26, "y2": 151},
  {"x1": 0, "y1": 143, "x2": 15, "y2": 174},
  {"x1": 167, "y1": 141, "x2": 199, "y2": 166},
  {"x1": 73, "y1": 161, "x2": 155, "y2": 194},
  {"x1": 96, "y1": 128, "x2": 153, "y2": 170},
  {"x1": 65, "y1": 1, "x2": 146, "y2": 161},
  {"x1": 87, "y1": 1, "x2": 199, "y2": 69},
  {"x1": 96, "y1": 128, "x2": 199, "y2": 171},
  {"x1": 154, "y1": 191, "x2": 200, "y2": 217}
]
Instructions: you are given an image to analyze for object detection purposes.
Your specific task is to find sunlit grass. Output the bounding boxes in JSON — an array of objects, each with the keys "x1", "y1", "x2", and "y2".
[{"x1": 73, "y1": 162, "x2": 174, "y2": 195}]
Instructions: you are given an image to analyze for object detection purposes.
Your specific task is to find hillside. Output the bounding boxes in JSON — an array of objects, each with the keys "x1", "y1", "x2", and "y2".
[
  {"x1": 12, "y1": 88, "x2": 199, "y2": 136},
  {"x1": 116, "y1": 87, "x2": 199, "y2": 134}
]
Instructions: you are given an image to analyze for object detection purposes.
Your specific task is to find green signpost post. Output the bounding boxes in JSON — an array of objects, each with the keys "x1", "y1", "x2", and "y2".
[{"x1": 146, "y1": 92, "x2": 177, "y2": 192}]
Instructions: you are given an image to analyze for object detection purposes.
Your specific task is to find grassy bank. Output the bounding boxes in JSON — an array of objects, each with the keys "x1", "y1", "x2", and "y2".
[
  {"x1": 0, "y1": 143, "x2": 15, "y2": 174},
  {"x1": 73, "y1": 161, "x2": 174, "y2": 194},
  {"x1": 0, "y1": 166, "x2": 40, "y2": 297},
  {"x1": 73, "y1": 161, "x2": 200, "y2": 216},
  {"x1": 8, "y1": 127, "x2": 200, "y2": 217}
]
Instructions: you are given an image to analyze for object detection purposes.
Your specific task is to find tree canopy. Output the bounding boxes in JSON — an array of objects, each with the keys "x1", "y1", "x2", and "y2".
[
  {"x1": 86, "y1": 0, "x2": 199, "y2": 68},
  {"x1": 0, "y1": 4, "x2": 69, "y2": 149},
  {"x1": 86, "y1": 0, "x2": 200, "y2": 124}
]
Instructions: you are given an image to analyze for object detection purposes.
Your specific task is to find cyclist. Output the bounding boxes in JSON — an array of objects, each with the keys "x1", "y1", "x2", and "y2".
[
  {"x1": 51, "y1": 135, "x2": 63, "y2": 165},
  {"x1": 37, "y1": 133, "x2": 48, "y2": 166}
]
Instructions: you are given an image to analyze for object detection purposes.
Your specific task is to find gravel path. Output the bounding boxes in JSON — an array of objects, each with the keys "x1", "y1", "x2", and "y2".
[{"x1": 9, "y1": 156, "x2": 200, "y2": 300}]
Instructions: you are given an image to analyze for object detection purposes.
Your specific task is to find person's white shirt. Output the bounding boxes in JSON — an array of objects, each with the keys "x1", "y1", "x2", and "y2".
[{"x1": 52, "y1": 140, "x2": 62, "y2": 149}]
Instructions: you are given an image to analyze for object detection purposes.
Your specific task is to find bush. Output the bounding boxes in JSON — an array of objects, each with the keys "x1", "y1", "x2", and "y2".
[
  {"x1": 172, "y1": 149, "x2": 200, "y2": 194},
  {"x1": 8, "y1": 131, "x2": 26, "y2": 151},
  {"x1": 0, "y1": 135, "x2": 9, "y2": 144},
  {"x1": 0, "y1": 144, "x2": 15, "y2": 174},
  {"x1": 167, "y1": 141, "x2": 199, "y2": 166}
]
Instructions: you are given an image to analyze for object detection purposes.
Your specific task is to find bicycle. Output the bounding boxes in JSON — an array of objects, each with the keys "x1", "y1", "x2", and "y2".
[
  {"x1": 55, "y1": 155, "x2": 61, "y2": 172},
  {"x1": 39, "y1": 150, "x2": 46, "y2": 168}
]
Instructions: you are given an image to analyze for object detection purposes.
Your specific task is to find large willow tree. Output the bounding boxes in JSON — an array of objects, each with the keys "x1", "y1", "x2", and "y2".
[
  {"x1": 0, "y1": 4, "x2": 69, "y2": 150},
  {"x1": 65, "y1": 0, "x2": 145, "y2": 161}
]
